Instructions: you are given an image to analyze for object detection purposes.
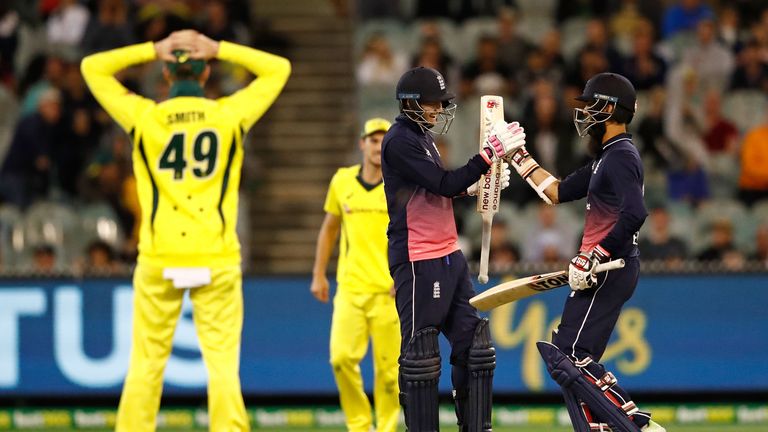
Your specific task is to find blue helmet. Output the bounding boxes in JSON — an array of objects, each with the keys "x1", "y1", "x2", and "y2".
[
  {"x1": 574, "y1": 72, "x2": 636, "y2": 137},
  {"x1": 395, "y1": 67, "x2": 456, "y2": 134}
]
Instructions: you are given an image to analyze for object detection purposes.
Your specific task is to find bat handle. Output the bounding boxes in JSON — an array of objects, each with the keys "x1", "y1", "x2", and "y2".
[
  {"x1": 478, "y1": 217, "x2": 492, "y2": 284},
  {"x1": 594, "y1": 258, "x2": 625, "y2": 273}
]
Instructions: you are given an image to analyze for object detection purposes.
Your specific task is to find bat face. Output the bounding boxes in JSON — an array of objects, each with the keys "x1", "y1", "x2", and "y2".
[
  {"x1": 469, "y1": 271, "x2": 569, "y2": 311},
  {"x1": 528, "y1": 272, "x2": 570, "y2": 291},
  {"x1": 469, "y1": 259, "x2": 625, "y2": 311},
  {"x1": 477, "y1": 95, "x2": 504, "y2": 284},
  {"x1": 477, "y1": 95, "x2": 504, "y2": 215}
]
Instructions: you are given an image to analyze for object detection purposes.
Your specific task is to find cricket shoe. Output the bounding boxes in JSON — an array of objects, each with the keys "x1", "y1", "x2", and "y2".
[
  {"x1": 641, "y1": 420, "x2": 666, "y2": 431},
  {"x1": 587, "y1": 419, "x2": 665, "y2": 432}
]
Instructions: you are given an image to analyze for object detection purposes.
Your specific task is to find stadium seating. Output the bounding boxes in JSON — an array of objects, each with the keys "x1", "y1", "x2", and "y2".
[
  {"x1": 0, "y1": 85, "x2": 19, "y2": 164},
  {"x1": 516, "y1": 0, "x2": 557, "y2": 26},
  {"x1": 462, "y1": 202, "x2": 520, "y2": 253},
  {"x1": 722, "y1": 90, "x2": 768, "y2": 133},
  {"x1": 359, "y1": 85, "x2": 398, "y2": 128},
  {"x1": 21, "y1": 201, "x2": 78, "y2": 270},
  {"x1": 410, "y1": 18, "x2": 460, "y2": 58},
  {"x1": 560, "y1": 17, "x2": 589, "y2": 63},
  {"x1": 356, "y1": 19, "x2": 408, "y2": 56},
  {"x1": 656, "y1": 31, "x2": 695, "y2": 64},
  {"x1": 692, "y1": 198, "x2": 753, "y2": 254},
  {"x1": 751, "y1": 199, "x2": 768, "y2": 225},
  {"x1": 0, "y1": 204, "x2": 24, "y2": 269},
  {"x1": 707, "y1": 153, "x2": 740, "y2": 199},
  {"x1": 458, "y1": 17, "x2": 499, "y2": 61},
  {"x1": 77, "y1": 202, "x2": 124, "y2": 253},
  {"x1": 521, "y1": 200, "x2": 581, "y2": 232},
  {"x1": 632, "y1": 90, "x2": 652, "y2": 126}
]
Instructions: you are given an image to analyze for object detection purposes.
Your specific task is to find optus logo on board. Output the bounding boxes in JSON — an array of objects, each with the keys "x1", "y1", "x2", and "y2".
[{"x1": 0, "y1": 285, "x2": 206, "y2": 390}]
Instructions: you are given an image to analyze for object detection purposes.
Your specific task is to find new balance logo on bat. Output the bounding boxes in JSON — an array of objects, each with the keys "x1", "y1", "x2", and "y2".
[{"x1": 479, "y1": 166, "x2": 502, "y2": 212}]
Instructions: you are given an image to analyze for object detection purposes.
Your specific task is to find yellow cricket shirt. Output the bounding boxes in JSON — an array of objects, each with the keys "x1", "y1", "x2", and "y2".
[
  {"x1": 324, "y1": 165, "x2": 392, "y2": 293},
  {"x1": 81, "y1": 41, "x2": 290, "y2": 267}
]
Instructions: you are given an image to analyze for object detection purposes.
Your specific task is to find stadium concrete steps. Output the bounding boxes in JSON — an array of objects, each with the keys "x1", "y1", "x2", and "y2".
[{"x1": 246, "y1": 1, "x2": 355, "y2": 273}]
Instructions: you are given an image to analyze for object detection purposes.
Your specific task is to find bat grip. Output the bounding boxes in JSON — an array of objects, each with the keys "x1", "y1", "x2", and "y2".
[
  {"x1": 594, "y1": 258, "x2": 625, "y2": 273},
  {"x1": 478, "y1": 216, "x2": 492, "y2": 284}
]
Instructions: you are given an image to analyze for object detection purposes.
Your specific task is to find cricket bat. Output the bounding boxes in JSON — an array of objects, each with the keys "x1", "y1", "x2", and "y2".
[
  {"x1": 469, "y1": 259, "x2": 626, "y2": 311},
  {"x1": 477, "y1": 95, "x2": 504, "y2": 284}
]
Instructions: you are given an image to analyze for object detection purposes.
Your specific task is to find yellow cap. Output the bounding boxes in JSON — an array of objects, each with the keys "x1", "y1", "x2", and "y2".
[{"x1": 361, "y1": 118, "x2": 391, "y2": 138}]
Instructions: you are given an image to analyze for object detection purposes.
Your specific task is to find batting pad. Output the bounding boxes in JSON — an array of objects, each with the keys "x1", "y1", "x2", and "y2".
[
  {"x1": 400, "y1": 327, "x2": 440, "y2": 431},
  {"x1": 537, "y1": 341, "x2": 641, "y2": 432}
]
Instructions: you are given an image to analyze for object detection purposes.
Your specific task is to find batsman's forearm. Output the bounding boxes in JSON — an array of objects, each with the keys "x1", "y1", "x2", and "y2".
[
  {"x1": 528, "y1": 166, "x2": 560, "y2": 204},
  {"x1": 401, "y1": 151, "x2": 488, "y2": 198},
  {"x1": 438, "y1": 154, "x2": 490, "y2": 197},
  {"x1": 507, "y1": 147, "x2": 559, "y2": 204}
]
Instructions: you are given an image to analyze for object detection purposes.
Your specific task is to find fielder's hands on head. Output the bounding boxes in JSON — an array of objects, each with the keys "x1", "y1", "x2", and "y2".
[
  {"x1": 467, "y1": 161, "x2": 511, "y2": 196},
  {"x1": 482, "y1": 121, "x2": 526, "y2": 163},
  {"x1": 154, "y1": 33, "x2": 180, "y2": 62},
  {"x1": 154, "y1": 30, "x2": 220, "y2": 62},
  {"x1": 310, "y1": 275, "x2": 330, "y2": 303},
  {"x1": 188, "y1": 32, "x2": 220, "y2": 60},
  {"x1": 568, "y1": 247, "x2": 610, "y2": 290}
]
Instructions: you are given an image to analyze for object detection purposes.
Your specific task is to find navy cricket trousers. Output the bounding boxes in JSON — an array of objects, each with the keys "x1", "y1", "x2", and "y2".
[
  {"x1": 552, "y1": 256, "x2": 640, "y2": 362},
  {"x1": 391, "y1": 250, "x2": 481, "y2": 389}
]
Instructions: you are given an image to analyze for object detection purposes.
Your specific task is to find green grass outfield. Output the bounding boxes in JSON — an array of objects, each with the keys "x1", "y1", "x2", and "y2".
[
  {"x1": 3, "y1": 404, "x2": 767, "y2": 431},
  {"x1": 6, "y1": 424, "x2": 768, "y2": 431},
  {"x1": 258, "y1": 428, "x2": 760, "y2": 432}
]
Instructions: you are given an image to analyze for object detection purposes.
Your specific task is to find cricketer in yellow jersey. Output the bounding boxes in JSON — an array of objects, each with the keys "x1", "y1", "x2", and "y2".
[
  {"x1": 81, "y1": 30, "x2": 290, "y2": 432},
  {"x1": 310, "y1": 118, "x2": 401, "y2": 432}
]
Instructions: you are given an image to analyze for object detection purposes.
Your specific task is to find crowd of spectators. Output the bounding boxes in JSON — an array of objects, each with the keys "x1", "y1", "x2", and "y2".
[
  {"x1": 356, "y1": 0, "x2": 768, "y2": 271},
  {"x1": 0, "y1": 0, "x2": 256, "y2": 274}
]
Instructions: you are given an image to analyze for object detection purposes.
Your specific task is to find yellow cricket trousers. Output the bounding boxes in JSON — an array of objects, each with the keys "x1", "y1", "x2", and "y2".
[
  {"x1": 330, "y1": 290, "x2": 401, "y2": 432},
  {"x1": 116, "y1": 264, "x2": 249, "y2": 432}
]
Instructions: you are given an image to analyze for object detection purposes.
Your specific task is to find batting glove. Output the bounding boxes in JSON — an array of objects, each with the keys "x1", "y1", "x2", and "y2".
[
  {"x1": 568, "y1": 247, "x2": 610, "y2": 290},
  {"x1": 481, "y1": 121, "x2": 526, "y2": 164},
  {"x1": 508, "y1": 146, "x2": 539, "y2": 179},
  {"x1": 467, "y1": 161, "x2": 511, "y2": 196}
]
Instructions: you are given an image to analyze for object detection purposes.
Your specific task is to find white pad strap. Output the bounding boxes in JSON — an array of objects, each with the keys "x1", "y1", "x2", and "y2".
[
  {"x1": 538, "y1": 175, "x2": 557, "y2": 194},
  {"x1": 595, "y1": 372, "x2": 618, "y2": 391},
  {"x1": 621, "y1": 401, "x2": 639, "y2": 416},
  {"x1": 527, "y1": 175, "x2": 556, "y2": 205}
]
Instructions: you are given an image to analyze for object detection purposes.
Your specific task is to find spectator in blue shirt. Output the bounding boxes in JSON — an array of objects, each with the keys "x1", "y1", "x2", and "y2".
[{"x1": 662, "y1": 0, "x2": 714, "y2": 39}]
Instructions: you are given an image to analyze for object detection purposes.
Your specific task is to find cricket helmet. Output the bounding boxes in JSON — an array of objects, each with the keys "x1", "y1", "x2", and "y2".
[
  {"x1": 573, "y1": 72, "x2": 636, "y2": 137},
  {"x1": 396, "y1": 67, "x2": 456, "y2": 134}
]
